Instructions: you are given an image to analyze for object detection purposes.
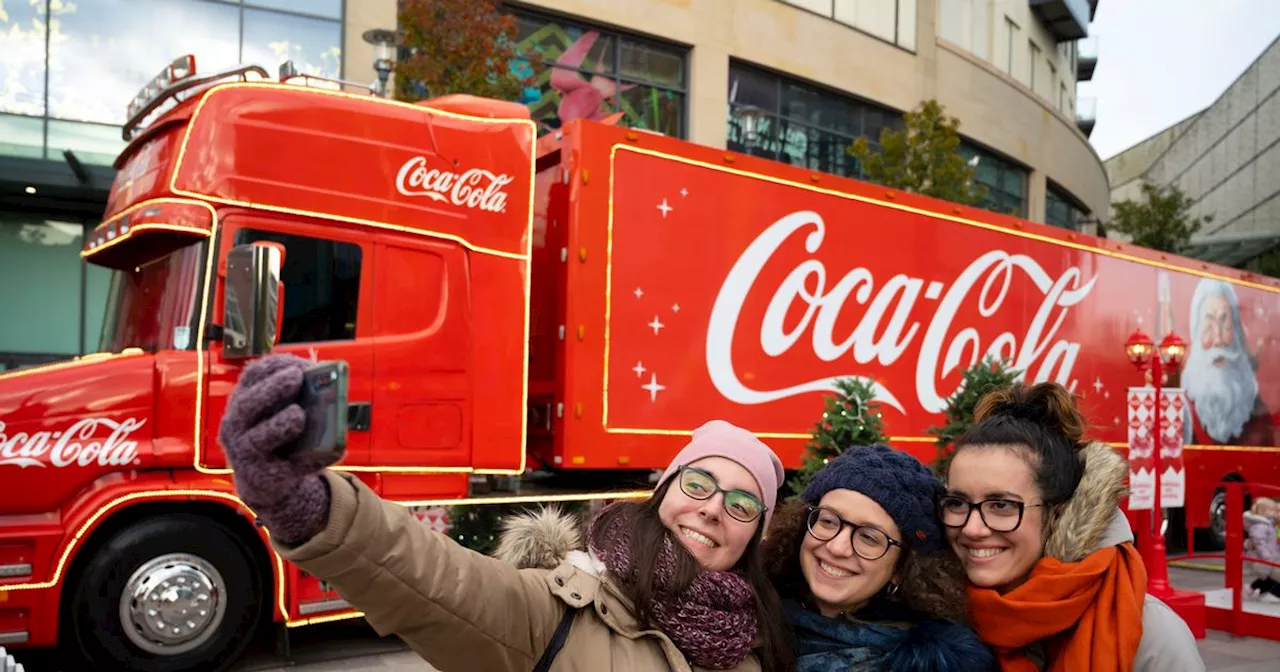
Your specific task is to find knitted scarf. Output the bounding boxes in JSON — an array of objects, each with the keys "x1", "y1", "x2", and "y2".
[
  {"x1": 589, "y1": 509, "x2": 759, "y2": 669},
  {"x1": 967, "y1": 542, "x2": 1147, "y2": 672}
]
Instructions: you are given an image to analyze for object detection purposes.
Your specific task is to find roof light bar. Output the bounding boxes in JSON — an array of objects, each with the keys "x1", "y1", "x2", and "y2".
[{"x1": 125, "y1": 55, "x2": 197, "y2": 123}]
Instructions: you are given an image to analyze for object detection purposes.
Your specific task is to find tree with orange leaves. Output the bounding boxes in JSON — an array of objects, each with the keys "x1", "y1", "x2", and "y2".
[{"x1": 394, "y1": 0, "x2": 540, "y2": 102}]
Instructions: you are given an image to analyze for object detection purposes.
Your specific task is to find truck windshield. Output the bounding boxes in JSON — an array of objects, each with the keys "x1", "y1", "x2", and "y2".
[{"x1": 97, "y1": 241, "x2": 207, "y2": 354}]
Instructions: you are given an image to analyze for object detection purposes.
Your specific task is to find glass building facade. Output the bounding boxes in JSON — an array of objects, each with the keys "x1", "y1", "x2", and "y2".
[
  {"x1": 0, "y1": 0, "x2": 343, "y2": 369},
  {"x1": 959, "y1": 142, "x2": 1029, "y2": 217},
  {"x1": 510, "y1": 7, "x2": 689, "y2": 138},
  {"x1": 725, "y1": 61, "x2": 899, "y2": 179}
]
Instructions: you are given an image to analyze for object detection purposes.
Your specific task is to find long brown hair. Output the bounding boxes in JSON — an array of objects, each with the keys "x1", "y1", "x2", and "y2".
[
  {"x1": 589, "y1": 477, "x2": 795, "y2": 671},
  {"x1": 762, "y1": 499, "x2": 970, "y2": 624}
]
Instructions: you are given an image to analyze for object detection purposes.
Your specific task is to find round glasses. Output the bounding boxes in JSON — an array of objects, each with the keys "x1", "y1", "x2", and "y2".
[
  {"x1": 937, "y1": 495, "x2": 1045, "y2": 533},
  {"x1": 676, "y1": 466, "x2": 767, "y2": 523},
  {"x1": 805, "y1": 506, "x2": 901, "y2": 561}
]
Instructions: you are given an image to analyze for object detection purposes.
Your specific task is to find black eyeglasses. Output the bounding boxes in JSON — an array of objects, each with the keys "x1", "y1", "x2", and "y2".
[
  {"x1": 805, "y1": 506, "x2": 902, "y2": 561},
  {"x1": 676, "y1": 466, "x2": 767, "y2": 524},
  {"x1": 937, "y1": 495, "x2": 1046, "y2": 533}
]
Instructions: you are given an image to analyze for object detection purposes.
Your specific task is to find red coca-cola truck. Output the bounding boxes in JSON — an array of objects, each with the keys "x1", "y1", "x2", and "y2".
[{"x1": 0, "y1": 56, "x2": 1277, "y2": 670}]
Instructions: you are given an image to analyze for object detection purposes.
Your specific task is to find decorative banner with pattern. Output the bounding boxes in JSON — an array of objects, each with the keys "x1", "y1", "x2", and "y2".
[{"x1": 1127, "y1": 387, "x2": 1187, "y2": 510}]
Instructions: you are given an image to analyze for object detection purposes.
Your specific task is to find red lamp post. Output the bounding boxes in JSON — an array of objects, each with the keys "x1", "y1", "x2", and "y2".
[{"x1": 1124, "y1": 328, "x2": 1189, "y2": 601}]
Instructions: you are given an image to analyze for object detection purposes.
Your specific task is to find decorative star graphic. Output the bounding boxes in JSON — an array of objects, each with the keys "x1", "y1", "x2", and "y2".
[
  {"x1": 642, "y1": 372, "x2": 666, "y2": 402},
  {"x1": 680, "y1": 188, "x2": 688, "y2": 197},
  {"x1": 672, "y1": 303, "x2": 680, "y2": 313},
  {"x1": 632, "y1": 361, "x2": 646, "y2": 377},
  {"x1": 1093, "y1": 377, "x2": 1104, "y2": 394},
  {"x1": 648, "y1": 315, "x2": 665, "y2": 335},
  {"x1": 657, "y1": 198, "x2": 673, "y2": 218},
  {"x1": 634, "y1": 287, "x2": 644, "y2": 299}
]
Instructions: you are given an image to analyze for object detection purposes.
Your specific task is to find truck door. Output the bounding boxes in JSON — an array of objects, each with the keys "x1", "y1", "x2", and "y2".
[
  {"x1": 205, "y1": 216, "x2": 375, "y2": 467},
  {"x1": 368, "y1": 236, "x2": 472, "y2": 467}
]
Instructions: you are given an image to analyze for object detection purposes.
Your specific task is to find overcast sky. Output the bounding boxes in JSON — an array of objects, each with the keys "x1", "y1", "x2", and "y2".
[{"x1": 1079, "y1": 0, "x2": 1280, "y2": 160}]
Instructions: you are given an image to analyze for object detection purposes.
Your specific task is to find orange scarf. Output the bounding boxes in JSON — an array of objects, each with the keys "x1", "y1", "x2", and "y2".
[{"x1": 967, "y1": 542, "x2": 1147, "y2": 672}]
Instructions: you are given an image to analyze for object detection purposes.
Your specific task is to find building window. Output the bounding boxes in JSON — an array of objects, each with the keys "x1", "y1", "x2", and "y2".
[
  {"x1": 0, "y1": 214, "x2": 110, "y2": 370},
  {"x1": 1029, "y1": 40, "x2": 1040, "y2": 91},
  {"x1": 1005, "y1": 17, "x2": 1018, "y2": 75},
  {"x1": 512, "y1": 10, "x2": 688, "y2": 138},
  {"x1": 726, "y1": 61, "x2": 900, "y2": 179},
  {"x1": 778, "y1": 0, "x2": 917, "y2": 51},
  {"x1": 959, "y1": 142, "x2": 1027, "y2": 216},
  {"x1": 235, "y1": 230, "x2": 363, "y2": 344},
  {"x1": 1045, "y1": 182, "x2": 1087, "y2": 231},
  {"x1": 0, "y1": 0, "x2": 344, "y2": 165},
  {"x1": 972, "y1": 0, "x2": 990, "y2": 60}
]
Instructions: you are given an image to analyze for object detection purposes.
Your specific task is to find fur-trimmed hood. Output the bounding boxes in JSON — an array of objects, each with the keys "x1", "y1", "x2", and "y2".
[
  {"x1": 1044, "y1": 440, "x2": 1131, "y2": 562},
  {"x1": 491, "y1": 505, "x2": 590, "y2": 570}
]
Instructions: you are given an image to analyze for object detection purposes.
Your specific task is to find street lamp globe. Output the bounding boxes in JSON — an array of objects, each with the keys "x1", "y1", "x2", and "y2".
[
  {"x1": 1158, "y1": 332, "x2": 1188, "y2": 368},
  {"x1": 1124, "y1": 328, "x2": 1155, "y2": 369},
  {"x1": 362, "y1": 28, "x2": 397, "y2": 97}
]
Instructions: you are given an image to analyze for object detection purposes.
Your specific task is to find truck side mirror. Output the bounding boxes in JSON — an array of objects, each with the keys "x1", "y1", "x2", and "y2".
[{"x1": 223, "y1": 243, "x2": 284, "y2": 359}]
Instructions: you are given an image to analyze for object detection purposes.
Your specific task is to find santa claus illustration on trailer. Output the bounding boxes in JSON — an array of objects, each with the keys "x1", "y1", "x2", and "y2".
[{"x1": 1182, "y1": 278, "x2": 1274, "y2": 446}]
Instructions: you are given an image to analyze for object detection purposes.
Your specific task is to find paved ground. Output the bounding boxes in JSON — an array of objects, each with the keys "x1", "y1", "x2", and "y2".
[{"x1": 11, "y1": 567, "x2": 1277, "y2": 671}]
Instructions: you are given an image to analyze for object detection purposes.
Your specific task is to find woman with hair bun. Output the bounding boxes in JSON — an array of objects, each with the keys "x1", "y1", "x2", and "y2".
[{"x1": 940, "y1": 381, "x2": 1204, "y2": 672}]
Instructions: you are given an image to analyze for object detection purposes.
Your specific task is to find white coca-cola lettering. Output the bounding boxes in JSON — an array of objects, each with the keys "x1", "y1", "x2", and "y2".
[
  {"x1": 0, "y1": 417, "x2": 146, "y2": 468},
  {"x1": 706, "y1": 210, "x2": 1097, "y2": 414},
  {"x1": 395, "y1": 156, "x2": 514, "y2": 213}
]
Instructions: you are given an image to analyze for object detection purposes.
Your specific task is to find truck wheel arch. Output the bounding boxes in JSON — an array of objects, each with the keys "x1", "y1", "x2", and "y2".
[{"x1": 54, "y1": 494, "x2": 285, "y2": 635}]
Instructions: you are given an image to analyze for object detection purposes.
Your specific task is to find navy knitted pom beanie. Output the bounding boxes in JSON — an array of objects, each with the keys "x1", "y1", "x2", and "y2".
[{"x1": 802, "y1": 444, "x2": 945, "y2": 554}]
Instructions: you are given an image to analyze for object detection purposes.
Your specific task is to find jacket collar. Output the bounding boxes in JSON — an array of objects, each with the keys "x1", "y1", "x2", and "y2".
[
  {"x1": 1044, "y1": 441, "x2": 1130, "y2": 562},
  {"x1": 490, "y1": 507, "x2": 649, "y2": 630}
]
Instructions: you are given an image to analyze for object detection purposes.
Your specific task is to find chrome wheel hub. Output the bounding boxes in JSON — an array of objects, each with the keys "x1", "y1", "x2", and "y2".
[{"x1": 119, "y1": 553, "x2": 226, "y2": 655}]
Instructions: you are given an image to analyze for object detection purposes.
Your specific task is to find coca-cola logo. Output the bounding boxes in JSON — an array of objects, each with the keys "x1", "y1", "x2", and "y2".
[
  {"x1": 706, "y1": 210, "x2": 1098, "y2": 414},
  {"x1": 0, "y1": 417, "x2": 146, "y2": 468},
  {"x1": 395, "y1": 156, "x2": 514, "y2": 213}
]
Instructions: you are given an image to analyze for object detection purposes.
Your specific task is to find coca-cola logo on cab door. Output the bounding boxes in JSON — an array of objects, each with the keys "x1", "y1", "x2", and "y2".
[
  {"x1": 395, "y1": 156, "x2": 514, "y2": 214},
  {"x1": 0, "y1": 417, "x2": 146, "y2": 468}
]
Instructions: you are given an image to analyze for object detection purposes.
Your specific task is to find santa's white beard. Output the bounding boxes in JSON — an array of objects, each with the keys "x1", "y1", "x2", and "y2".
[{"x1": 1184, "y1": 345, "x2": 1259, "y2": 443}]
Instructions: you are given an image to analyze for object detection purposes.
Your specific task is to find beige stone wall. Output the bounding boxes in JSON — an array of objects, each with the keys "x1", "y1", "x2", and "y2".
[
  {"x1": 1106, "y1": 38, "x2": 1280, "y2": 245},
  {"x1": 344, "y1": 0, "x2": 1110, "y2": 222},
  {"x1": 1104, "y1": 114, "x2": 1201, "y2": 188}
]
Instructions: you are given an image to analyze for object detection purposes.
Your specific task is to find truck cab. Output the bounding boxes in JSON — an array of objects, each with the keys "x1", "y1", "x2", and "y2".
[{"x1": 0, "y1": 55, "x2": 605, "y2": 671}]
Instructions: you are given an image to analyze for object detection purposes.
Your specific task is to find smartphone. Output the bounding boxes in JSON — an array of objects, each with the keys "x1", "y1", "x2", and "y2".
[{"x1": 291, "y1": 360, "x2": 349, "y2": 460}]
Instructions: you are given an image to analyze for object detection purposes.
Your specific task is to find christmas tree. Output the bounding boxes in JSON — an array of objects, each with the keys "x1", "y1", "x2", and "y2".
[
  {"x1": 789, "y1": 378, "x2": 888, "y2": 498},
  {"x1": 927, "y1": 357, "x2": 1021, "y2": 477}
]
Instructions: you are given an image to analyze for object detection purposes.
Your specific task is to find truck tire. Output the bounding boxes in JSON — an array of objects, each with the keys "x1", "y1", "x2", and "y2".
[{"x1": 65, "y1": 513, "x2": 263, "y2": 672}]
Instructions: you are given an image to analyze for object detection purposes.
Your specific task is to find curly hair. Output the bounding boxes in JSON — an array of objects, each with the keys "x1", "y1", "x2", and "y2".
[{"x1": 762, "y1": 499, "x2": 971, "y2": 624}]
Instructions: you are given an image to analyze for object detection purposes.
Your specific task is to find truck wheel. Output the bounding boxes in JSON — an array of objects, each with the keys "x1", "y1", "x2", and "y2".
[
  {"x1": 1204, "y1": 482, "x2": 1252, "y2": 551},
  {"x1": 1208, "y1": 489, "x2": 1228, "y2": 550},
  {"x1": 66, "y1": 514, "x2": 262, "y2": 672}
]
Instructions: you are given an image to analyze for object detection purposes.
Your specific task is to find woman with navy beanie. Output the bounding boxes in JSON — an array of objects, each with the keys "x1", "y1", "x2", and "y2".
[{"x1": 763, "y1": 445, "x2": 995, "y2": 672}]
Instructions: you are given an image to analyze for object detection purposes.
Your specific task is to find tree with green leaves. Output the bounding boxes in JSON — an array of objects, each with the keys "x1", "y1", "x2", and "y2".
[
  {"x1": 394, "y1": 0, "x2": 540, "y2": 102},
  {"x1": 789, "y1": 378, "x2": 889, "y2": 498},
  {"x1": 927, "y1": 357, "x2": 1022, "y2": 477},
  {"x1": 849, "y1": 99, "x2": 987, "y2": 206},
  {"x1": 1108, "y1": 181, "x2": 1213, "y2": 253}
]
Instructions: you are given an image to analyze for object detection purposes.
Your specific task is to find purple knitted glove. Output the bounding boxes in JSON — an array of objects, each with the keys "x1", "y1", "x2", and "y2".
[{"x1": 219, "y1": 354, "x2": 343, "y2": 545}]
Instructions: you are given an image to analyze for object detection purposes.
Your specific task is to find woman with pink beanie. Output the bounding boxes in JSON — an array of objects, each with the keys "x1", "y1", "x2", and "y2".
[{"x1": 218, "y1": 354, "x2": 794, "y2": 671}]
